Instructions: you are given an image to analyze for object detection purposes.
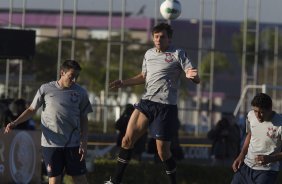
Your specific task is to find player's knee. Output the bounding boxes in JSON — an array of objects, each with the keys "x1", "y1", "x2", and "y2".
[{"x1": 157, "y1": 149, "x2": 171, "y2": 161}]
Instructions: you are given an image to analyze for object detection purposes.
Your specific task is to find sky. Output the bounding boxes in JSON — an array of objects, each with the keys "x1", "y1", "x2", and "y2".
[{"x1": 1, "y1": 0, "x2": 282, "y2": 24}]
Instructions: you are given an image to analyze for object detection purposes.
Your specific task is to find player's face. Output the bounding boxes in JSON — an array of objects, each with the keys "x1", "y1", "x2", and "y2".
[
  {"x1": 252, "y1": 106, "x2": 272, "y2": 122},
  {"x1": 60, "y1": 68, "x2": 79, "y2": 88},
  {"x1": 153, "y1": 30, "x2": 170, "y2": 52}
]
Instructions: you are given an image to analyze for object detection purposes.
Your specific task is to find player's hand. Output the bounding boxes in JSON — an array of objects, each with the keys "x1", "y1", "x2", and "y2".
[
  {"x1": 255, "y1": 155, "x2": 272, "y2": 165},
  {"x1": 232, "y1": 154, "x2": 244, "y2": 172},
  {"x1": 4, "y1": 122, "x2": 16, "y2": 134},
  {"x1": 79, "y1": 141, "x2": 87, "y2": 161},
  {"x1": 109, "y1": 80, "x2": 124, "y2": 89},
  {"x1": 185, "y1": 68, "x2": 200, "y2": 83}
]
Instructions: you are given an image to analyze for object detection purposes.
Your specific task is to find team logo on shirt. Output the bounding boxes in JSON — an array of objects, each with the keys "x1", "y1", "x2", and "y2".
[
  {"x1": 165, "y1": 53, "x2": 174, "y2": 63},
  {"x1": 266, "y1": 127, "x2": 278, "y2": 139},
  {"x1": 70, "y1": 92, "x2": 80, "y2": 103}
]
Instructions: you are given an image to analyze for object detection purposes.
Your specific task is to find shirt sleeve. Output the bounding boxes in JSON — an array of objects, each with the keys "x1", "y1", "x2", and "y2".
[
  {"x1": 142, "y1": 55, "x2": 147, "y2": 76},
  {"x1": 246, "y1": 115, "x2": 251, "y2": 133},
  {"x1": 30, "y1": 85, "x2": 45, "y2": 110},
  {"x1": 79, "y1": 89, "x2": 93, "y2": 117},
  {"x1": 178, "y1": 49, "x2": 193, "y2": 71}
]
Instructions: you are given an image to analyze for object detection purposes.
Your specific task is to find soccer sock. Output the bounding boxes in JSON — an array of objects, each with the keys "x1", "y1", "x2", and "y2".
[
  {"x1": 113, "y1": 147, "x2": 133, "y2": 183},
  {"x1": 163, "y1": 156, "x2": 177, "y2": 184}
]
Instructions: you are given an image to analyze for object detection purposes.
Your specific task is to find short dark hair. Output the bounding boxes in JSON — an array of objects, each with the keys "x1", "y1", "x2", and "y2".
[
  {"x1": 152, "y1": 22, "x2": 173, "y2": 38},
  {"x1": 61, "y1": 59, "x2": 81, "y2": 72},
  {"x1": 251, "y1": 93, "x2": 272, "y2": 110}
]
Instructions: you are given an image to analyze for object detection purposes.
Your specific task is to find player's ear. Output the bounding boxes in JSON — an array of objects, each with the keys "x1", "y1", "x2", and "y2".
[{"x1": 60, "y1": 70, "x2": 65, "y2": 77}]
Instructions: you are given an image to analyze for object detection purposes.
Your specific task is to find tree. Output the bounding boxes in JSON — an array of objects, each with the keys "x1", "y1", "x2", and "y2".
[
  {"x1": 232, "y1": 21, "x2": 282, "y2": 85},
  {"x1": 23, "y1": 33, "x2": 149, "y2": 96},
  {"x1": 199, "y1": 52, "x2": 229, "y2": 82}
]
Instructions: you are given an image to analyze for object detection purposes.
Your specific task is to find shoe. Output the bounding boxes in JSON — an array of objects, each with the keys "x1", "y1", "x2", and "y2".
[
  {"x1": 104, "y1": 181, "x2": 114, "y2": 184},
  {"x1": 104, "y1": 178, "x2": 117, "y2": 184}
]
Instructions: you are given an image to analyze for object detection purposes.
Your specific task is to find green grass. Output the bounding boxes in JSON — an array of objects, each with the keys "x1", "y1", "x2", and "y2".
[
  {"x1": 64, "y1": 159, "x2": 235, "y2": 184},
  {"x1": 62, "y1": 159, "x2": 282, "y2": 184}
]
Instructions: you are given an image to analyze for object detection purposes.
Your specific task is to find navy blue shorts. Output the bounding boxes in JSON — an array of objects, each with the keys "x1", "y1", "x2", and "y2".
[
  {"x1": 42, "y1": 146, "x2": 87, "y2": 177},
  {"x1": 134, "y1": 99, "x2": 178, "y2": 141},
  {"x1": 231, "y1": 163, "x2": 278, "y2": 184}
]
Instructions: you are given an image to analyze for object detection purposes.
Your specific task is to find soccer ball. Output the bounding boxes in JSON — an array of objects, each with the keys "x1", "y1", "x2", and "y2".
[{"x1": 160, "y1": 0, "x2": 182, "y2": 20}]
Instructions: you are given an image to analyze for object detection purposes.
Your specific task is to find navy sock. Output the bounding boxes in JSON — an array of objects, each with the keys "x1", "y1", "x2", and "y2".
[
  {"x1": 113, "y1": 147, "x2": 133, "y2": 183},
  {"x1": 163, "y1": 156, "x2": 177, "y2": 184}
]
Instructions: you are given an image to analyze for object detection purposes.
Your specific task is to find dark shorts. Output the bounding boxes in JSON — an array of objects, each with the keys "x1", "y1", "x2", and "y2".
[
  {"x1": 42, "y1": 146, "x2": 87, "y2": 177},
  {"x1": 231, "y1": 163, "x2": 278, "y2": 184},
  {"x1": 134, "y1": 99, "x2": 178, "y2": 141}
]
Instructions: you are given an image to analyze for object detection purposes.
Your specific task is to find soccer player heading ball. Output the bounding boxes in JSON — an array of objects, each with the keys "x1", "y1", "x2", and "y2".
[{"x1": 105, "y1": 22, "x2": 200, "y2": 184}]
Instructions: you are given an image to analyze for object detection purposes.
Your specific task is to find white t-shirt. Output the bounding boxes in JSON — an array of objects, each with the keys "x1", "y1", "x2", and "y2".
[{"x1": 244, "y1": 110, "x2": 282, "y2": 171}]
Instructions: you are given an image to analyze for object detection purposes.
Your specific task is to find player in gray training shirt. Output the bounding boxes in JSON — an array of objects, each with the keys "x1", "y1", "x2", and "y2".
[
  {"x1": 105, "y1": 23, "x2": 200, "y2": 184},
  {"x1": 231, "y1": 93, "x2": 282, "y2": 184},
  {"x1": 5, "y1": 60, "x2": 92, "y2": 184}
]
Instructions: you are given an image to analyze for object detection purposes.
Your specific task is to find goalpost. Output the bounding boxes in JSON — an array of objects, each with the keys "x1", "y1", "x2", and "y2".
[{"x1": 233, "y1": 84, "x2": 282, "y2": 117}]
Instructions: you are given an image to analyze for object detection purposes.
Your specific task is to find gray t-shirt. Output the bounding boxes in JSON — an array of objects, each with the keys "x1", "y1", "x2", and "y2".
[
  {"x1": 30, "y1": 81, "x2": 93, "y2": 147},
  {"x1": 141, "y1": 46, "x2": 194, "y2": 105},
  {"x1": 244, "y1": 110, "x2": 282, "y2": 171}
]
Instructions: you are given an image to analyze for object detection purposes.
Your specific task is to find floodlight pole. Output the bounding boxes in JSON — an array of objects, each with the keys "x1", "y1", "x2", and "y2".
[
  {"x1": 104, "y1": 0, "x2": 113, "y2": 133},
  {"x1": 71, "y1": 0, "x2": 77, "y2": 60},
  {"x1": 195, "y1": 0, "x2": 204, "y2": 137},
  {"x1": 18, "y1": 0, "x2": 26, "y2": 98},
  {"x1": 4, "y1": 0, "x2": 13, "y2": 98},
  {"x1": 154, "y1": 0, "x2": 160, "y2": 25},
  {"x1": 195, "y1": 0, "x2": 216, "y2": 136},
  {"x1": 272, "y1": 27, "x2": 279, "y2": 101},
  {"x1": 240, "y1": 0, "x2": 261, "y2": 114},
  {"x1": 118, "y1": 0, "x2": 126, "y2": 104},
  {"x1": 57, "y1": 0, "x2": 64, "y2": 80}
]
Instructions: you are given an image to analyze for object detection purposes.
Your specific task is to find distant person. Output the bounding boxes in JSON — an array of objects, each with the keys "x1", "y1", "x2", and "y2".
[
  {"x1": 115, "y1": 104, "x2": 135, "y2": 147},
  {"x1": 207, "y1": 117, "x2": 240, "y2": 165},
  {"x1": 0, "y1": 99, "x2": 14, "y2": 128},
  {"x1": 10, "y1": 98, "x2": 35, "y2": 130},
  {"x1": 231, "y1": 93, "x2": 282, "y2": 184},
  {"x1": 115, "y1": 104, "x2": 147, "y2": 160},
  {"x1": 0, "y1": 102, "x2": 6, "y2": 128},
  {"x1": 4, "y1": 60, "x2": 93, "y2": 184},
  {"x1": 105, "y1": 22, "x2": 200, "y2": 184}
]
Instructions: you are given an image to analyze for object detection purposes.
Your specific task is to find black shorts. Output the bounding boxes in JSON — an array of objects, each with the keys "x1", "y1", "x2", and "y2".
[
  {"x1": 42, "y1": 146, "x2": 87, "y2": 177},
  {"x1": 134, "y1": 99, "x2": 178, "y2": 141}
]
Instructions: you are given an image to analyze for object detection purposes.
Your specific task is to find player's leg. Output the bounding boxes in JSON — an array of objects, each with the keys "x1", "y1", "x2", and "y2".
[
  {"x1": 65, "y1": 147, "x2": 88, "y2": 184},
  {"x1": 231, "y1": 164, "x2": 255, "y2": 184},
  {"x1": 122, "y1": 109, "x2": 149, "y2": 149},
  {"x1": 111, "y1": 109, "x2": 149, "y2": 184},
  {"x1": 72, "y1": 175, "x2": 88, "y2": 184},
  {"x1": 253, "y1": 169, "x2": 279, "y2": 184},
  {"x1": 156, "y1": 140, "x2": 176, "y2": 184},
  {"x1": 42, "y1": 147, "x2": 65, "y2": 184},
  {"x1": 152, "y1": 103, "x2": 178, "y2": 184}
]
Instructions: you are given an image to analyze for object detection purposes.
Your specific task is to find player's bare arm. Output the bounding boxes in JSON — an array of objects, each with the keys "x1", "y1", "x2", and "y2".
[
  {"x1": 109, "y1": 72, "x2": 146, "y2": 89},
  {"x1": 79, "y1": 115, "x2": 89, "y2": 161},
  {"x1": 232, "y1": 132, "x2": 251, "y2": 172},
  {"x1": 255, "y1": 152, "x2": 282, "y2": 166},
  {"x1": 185, "y1": 68, "x2": 200, "y2": 84},
  {"x1": 4, "y1": 106, "x2": 37, "y2": 133}
]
